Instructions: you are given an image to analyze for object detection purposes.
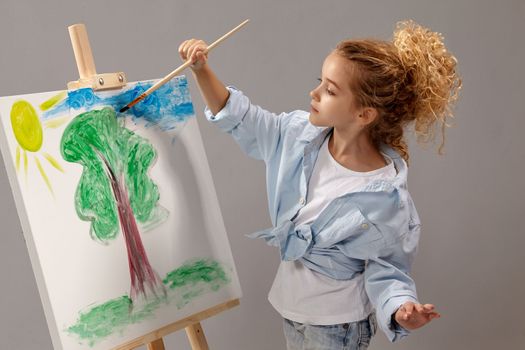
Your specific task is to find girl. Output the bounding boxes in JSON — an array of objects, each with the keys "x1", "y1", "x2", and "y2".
[{"x1": 178, "y1": 20, "x2": 461, "y2": 350}]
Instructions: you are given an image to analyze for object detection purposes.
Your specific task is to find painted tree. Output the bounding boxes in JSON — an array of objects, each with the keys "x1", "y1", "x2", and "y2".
[{"x1": 60, "y1": 107, "x2": 167, "y2": 303}]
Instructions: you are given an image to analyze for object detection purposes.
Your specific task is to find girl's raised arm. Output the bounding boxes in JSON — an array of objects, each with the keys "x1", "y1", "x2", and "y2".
[{"x1": 178, "y1": 39, "x2": 229, "y2": 115}]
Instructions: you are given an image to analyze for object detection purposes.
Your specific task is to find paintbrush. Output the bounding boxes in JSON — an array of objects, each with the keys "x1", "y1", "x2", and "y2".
[{"x1": 119, "y1": 19, "x2": 250, "y2": 113}]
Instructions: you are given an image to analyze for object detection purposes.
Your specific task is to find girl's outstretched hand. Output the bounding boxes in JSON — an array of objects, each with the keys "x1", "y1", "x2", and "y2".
[
  {"x1": 394, "y1": 302, "x2": 441, "y2": 330},
  {"x1": 178, "y1": 39, "x2": 209, "y2": 72}
]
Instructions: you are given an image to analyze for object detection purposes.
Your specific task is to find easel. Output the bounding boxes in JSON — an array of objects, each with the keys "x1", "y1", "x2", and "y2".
[{"x1": 67, "y1": 23, "x2": 240, "y2": 350}]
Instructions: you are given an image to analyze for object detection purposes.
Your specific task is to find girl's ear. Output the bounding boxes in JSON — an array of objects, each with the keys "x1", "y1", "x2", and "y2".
[{"x1": 359, "y1": 107, "x2": 379, "y2": 127}]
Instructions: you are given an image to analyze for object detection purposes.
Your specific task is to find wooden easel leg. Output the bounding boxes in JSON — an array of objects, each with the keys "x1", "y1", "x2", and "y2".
[
  {"x1": 113, "y1": 299, "x2": 239, "y2": 350},
  {"x1": 147, "y1": 338, "x2": 165, "y2": 350},
  {"x1": 185, "y1": 322, "x2": 209, "y2": 350}
]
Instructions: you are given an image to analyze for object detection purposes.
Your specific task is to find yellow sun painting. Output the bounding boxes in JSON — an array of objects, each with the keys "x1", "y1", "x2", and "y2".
[{"x1": 10, "y1": 91, "x2": 68, "y2": 195}]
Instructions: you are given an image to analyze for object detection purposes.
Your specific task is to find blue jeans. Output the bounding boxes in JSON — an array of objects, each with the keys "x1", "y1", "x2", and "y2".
[{"x1": 282, "y1": 313, "x2": 377, "y2": 350}]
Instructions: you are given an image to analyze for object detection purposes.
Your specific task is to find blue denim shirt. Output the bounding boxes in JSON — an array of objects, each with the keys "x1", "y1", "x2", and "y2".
[{"x1": 204, "y1": 86, "x2": 421, "y2": 342}]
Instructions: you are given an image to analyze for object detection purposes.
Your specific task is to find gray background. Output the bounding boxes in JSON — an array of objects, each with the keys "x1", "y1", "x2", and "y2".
[{"x1": 1, "y1": 0, "x2": 524, "y2": 349}]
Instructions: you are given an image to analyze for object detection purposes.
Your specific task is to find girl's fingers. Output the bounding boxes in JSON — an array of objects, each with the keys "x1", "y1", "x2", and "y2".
[
  {"x1": 190, "y1": 46, "x2": 205, "y2": 62},
  {"x1": 401, "y1": 306, "x2": 411, "y2": 321},
  {"x1": 197, "y1": 51, "x2": 208, "y2": 63},
  {"x1": 178, "y1": 42, "x2": 185, "y2": 57},
  {"x1": 396, "y1": 306, "x2": 441, "y2": 329},
  {"x1": 178, "y1": 39, "x2": 209, "y2": 65},
  {"x1": 181, "y1": 39, "x2": 196, "y2": 60},
  {"x1": 190, "y1": 40, "x2": 205, "y2": 55},
  {"x1": 421, "y1": 311, "x2": 440, "y2": 323},
  {"x1": 187, "y1": 44, "x2": 198, "y2": 61},
  {"x1": 422, "y1": 304, "x2": 436, "y2": 314},
  {"x1": 179, "y1": 41, "x2": 189, "y2": 60},
  {"x1": 416, "y1": 304, "x2": 435, "y2": 313},
  {"x1": 425, "y1": 313, "x2": 439, "y2": 322},
  {"x1": 190, "y1": 44, "x2": 208, "y2": 65},
  {"x1": 410, "y1": 303, "x2": 435, "y2": 313},
  {"x1": 188, "y1": 44, "x2": 201, "y2": 62},
  {"x1": 415, "y1": 304, "x2": 424, "y2": 313},
  {"x1": 404, "y1": 302, "x2": 414, "y2": 317}
]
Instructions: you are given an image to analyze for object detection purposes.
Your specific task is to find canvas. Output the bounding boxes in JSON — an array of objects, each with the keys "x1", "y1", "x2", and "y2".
[{"x1": 0, "y1": 76, "x2": 242, "y2": 349}]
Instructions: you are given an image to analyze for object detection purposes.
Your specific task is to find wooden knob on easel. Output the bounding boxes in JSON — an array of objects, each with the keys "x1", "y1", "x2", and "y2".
[{"x1": 68, "y1": 23, "x2": 97, "y2": 80}]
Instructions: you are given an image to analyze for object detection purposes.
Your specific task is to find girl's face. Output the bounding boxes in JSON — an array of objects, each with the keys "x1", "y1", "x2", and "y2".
[{"x1": 309, "y1": 52, "x2": 366, "y2": 129}]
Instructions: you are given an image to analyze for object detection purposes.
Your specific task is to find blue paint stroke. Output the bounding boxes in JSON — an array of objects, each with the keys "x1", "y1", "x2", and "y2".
[{"x1": 43, "y1": 76, "x2": 195, "y2": 131}]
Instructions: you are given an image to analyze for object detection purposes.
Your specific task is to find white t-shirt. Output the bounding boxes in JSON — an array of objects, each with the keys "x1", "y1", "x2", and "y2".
[{"x1": 268, "y1": 135, "x2": 397, "y2": 325}]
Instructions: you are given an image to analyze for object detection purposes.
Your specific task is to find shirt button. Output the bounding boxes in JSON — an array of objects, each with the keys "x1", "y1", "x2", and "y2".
[
  {"x1": 361, "y1": 223, "x2": 369, "y2": 229},
  {"x1": 299, "y1": 197, "x2": 305, "y2": 205}
]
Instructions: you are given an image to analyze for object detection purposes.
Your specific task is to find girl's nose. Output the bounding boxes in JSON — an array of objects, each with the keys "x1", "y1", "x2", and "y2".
[{"x1": 310, "y1": 89, "x2": 318, "y2": 100}]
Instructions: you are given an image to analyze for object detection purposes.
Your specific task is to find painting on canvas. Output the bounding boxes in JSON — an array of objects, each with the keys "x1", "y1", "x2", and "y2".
[{"x1": 0, "y1": 76, "x2": 241, "y2": 349}]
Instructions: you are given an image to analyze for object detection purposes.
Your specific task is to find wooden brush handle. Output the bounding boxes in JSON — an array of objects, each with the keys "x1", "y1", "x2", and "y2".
[{"x1": 124, "y1": 19, "x2": 250, "y2": 110}]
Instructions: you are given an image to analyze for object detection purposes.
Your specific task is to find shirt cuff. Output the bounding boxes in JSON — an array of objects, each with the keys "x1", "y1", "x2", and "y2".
[
  {"x1": 379, "y1": 294, "x2": 418, "y2": 342},
  {"x1": 203, "y1": 85, "x2": 249, "y2": 133}
]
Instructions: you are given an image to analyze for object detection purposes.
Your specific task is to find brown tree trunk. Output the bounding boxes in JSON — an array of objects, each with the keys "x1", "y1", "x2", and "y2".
[{"x1": 103, "y1": 157, "x2": 166, "y2": 303}]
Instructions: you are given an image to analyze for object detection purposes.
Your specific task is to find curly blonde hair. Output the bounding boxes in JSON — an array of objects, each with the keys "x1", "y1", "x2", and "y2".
[{"x1": 334, "y1": 20, "x2": 462, "y2": 165}]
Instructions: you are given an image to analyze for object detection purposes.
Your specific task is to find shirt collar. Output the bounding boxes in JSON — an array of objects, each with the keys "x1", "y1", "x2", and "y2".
[{"x1": 298, "y1": 125, "x2": 409, "y2": 193}]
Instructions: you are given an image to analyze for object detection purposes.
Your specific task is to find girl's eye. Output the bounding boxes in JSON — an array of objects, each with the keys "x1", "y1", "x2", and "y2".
[{"x1": 317, "y1": 78, "x2": 335, "y2": 96}]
